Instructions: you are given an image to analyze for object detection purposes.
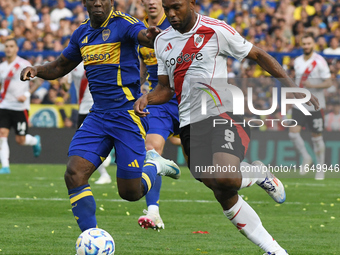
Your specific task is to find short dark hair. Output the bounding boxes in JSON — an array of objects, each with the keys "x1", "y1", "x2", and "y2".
[
  {"x1": 5, "y1": 37, "x2": 17, "y2": 45},
  {"x1": 302, "y1": 32, "x2": 315, "y2": 41}
]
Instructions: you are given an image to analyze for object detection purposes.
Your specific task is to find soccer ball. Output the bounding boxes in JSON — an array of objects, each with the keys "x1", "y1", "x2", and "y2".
[{"x1": 76, "y1": 228, "x2": 115, "y2": 255}]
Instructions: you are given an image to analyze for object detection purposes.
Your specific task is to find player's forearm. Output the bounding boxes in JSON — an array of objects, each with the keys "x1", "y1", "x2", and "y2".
[
  {"x1": 147, "y1": 84, "x2": 174, "y2": 105},
  {"x1": 35, "y1": 57, "x2": 70, "y2": 80},
  {"x1": 311, "y1": 78, "x2": 332, "y2": 89},
  {"x1": 248, "y1": 46, "x2": 297, "y2": 88}
]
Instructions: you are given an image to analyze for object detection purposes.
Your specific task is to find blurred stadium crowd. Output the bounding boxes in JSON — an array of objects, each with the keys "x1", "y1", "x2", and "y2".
[{"x1": 0, "y1": 0, "x2": 339, "y2": 130}]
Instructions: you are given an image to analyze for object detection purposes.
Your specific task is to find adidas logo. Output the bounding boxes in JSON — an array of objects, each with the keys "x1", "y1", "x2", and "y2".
[
  {"x1": 221, "y1": 142, "x2": 234, "y2": 150},
  {"x1": 128, "y1": 159, "x2": 140, "y2": 168},
  {"x1": 236, "y1": 223, "x2": 246, "y2": 230},
  {"x1": 165, "y1": 42, "x2": 172, "y2": 52},
  {"x1": 81, "y1": 36, "x2": 88, "y2": 44}
]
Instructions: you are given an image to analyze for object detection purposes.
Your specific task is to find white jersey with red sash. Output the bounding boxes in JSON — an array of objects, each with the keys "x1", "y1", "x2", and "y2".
[
  {"x1": 294, "y1": 52, "x2": 331, "y2": 112},
  {"x1": 69, "y1": 62, "x2": 93, "y2": 115},
  {"x1": 155, "y1": 14, "x2": 253, "y2": 127},
  {"x1": 0, "y1": 56, "x2": 31, "y2": 111}
]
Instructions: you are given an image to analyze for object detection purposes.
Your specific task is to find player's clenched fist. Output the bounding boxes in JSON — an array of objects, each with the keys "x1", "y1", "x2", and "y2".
[{"x1": 20, "y1": 66, "x2": 37, "y2": 81}]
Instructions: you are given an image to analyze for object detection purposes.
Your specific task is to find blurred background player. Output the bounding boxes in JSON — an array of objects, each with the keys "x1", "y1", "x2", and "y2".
[
  {"x1": 289, "y1": 33, "x2": 332, "y2": 180},
  {"x1": 63, "y1": 62, "x2": 112, "y2": 184},
  {"x1": 137, "y1": 0, "x2": 180, "y2": 230},
  {"x1": 0, "y1": 38, "x2": 41, "y2": 174}
]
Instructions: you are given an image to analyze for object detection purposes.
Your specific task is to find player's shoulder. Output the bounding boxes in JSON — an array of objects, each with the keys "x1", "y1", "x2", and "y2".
[
  {"x1": 313, "y1": 52, "x2": 328, "y2": 65},
  {"x1": 200, "y1": 15, "x2": 236, "y2": 35},
  {"x1": 294, "y1": 54, "x2": 304, "y2": 63},
  {"x1": 17, "y1": 56, "x2": 31, "y2": 67},
  {"x1": 155, "y1": 26, "x2": 173, "y2": 47},
  {"x1": 112, "y1": 11, "x2": 141, "y2": 25}
]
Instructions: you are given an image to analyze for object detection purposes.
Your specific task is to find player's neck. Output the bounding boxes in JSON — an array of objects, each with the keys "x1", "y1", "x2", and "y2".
[
  {"x1": 179, "y1": 12, "x2": 198, "y2": 34},
  {"x1": 6, "y1": 55, "x2": 16, "y2": 64},
  {"x1": 303, "y1": 51, "x2": 313, "y2": 61},
  {"x1": 147, "y1": 12, "x2": 164, "y2": 27}
]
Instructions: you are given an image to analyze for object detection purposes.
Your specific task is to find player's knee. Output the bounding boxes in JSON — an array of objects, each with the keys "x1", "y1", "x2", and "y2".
[
  {"x1": 214, "y1": 177, "x2": 240, "y2": 190},
  {"x1": 15, "y1": 136, "x2": 25, "y2": 145},
  {"x1": 118, "y1": 190, "x2": 141, "y2": 201}
]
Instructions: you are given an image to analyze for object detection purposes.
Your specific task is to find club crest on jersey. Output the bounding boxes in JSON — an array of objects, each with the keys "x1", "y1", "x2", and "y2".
[
  {"x1": 102, "y1": 29, "x2": 110, "y2": 41},
  {"x1": 194, "y1": 34, "x2": 205, "y2": 48}
]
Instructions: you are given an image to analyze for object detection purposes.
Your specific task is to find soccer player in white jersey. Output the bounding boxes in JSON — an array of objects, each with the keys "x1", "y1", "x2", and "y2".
[
  {"x1": 134, "y1": 0, "x2": 319, "y2": 254},
  {"x1": 0, "y1": 38, "x2": 41, "y2": 174},
  {"x1": 289, "y1": 33, "x2": 332, "y2": 180},
  {"x1": 67, "y1": 62, "x2": 112, "y2": 184}
]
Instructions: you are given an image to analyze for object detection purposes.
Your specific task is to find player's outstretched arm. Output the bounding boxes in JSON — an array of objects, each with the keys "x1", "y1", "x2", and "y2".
[
  {"x1": 20, "y1": 54, "x2": 80, "y2": 81},
  {"x1": 137, "y1": 26, "x2": 162, "y2": 48},
  {"x1": 134, "y1": 75, "x2": 174, "y2": 117},
  {"x1": 246, "y1": 45, "x2": 320, "y2": 110}
]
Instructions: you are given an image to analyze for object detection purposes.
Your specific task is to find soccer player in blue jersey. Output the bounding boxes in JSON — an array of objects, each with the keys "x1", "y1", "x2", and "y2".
[
  {"x1": 20, "y1": 0, "x2": 180, "y2": 233},
  {"x1": 137, "y1": 0, "x2": 180, "y2": 231}
]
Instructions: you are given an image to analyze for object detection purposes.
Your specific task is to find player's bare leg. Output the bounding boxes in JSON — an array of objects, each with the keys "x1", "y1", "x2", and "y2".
[
  {"x1": 15, "y1": 134, "x2": 41, "y2": 157},
  {"x1": 289, "y1": 126, "x2": 312, "y2": 175},
  {"x1": 200, "y1": 152, "x2": 287, "y2": 255},
  {"x1": 311, "y1": 132, "x2": 325, "y2": 180},
  {"x1": 0, "y1": 128, "x2": 10, "y2": 174}
]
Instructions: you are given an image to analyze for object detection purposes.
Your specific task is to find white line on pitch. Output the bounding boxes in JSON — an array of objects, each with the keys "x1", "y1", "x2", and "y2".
[{"x1": 0, "y1": 197, "x2": 313, "y2": 205}]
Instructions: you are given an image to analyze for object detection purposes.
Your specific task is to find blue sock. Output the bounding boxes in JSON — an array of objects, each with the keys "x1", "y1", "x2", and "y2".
[
  {"x1": 68, "y1": 184, "x2": 97, "y2": 232},
  {"x1": 141, "y1": 162, "x2": 157, "y2": 196},
  {"x1": 146, "y1": 175, "x2": 162, "y2": 207}
]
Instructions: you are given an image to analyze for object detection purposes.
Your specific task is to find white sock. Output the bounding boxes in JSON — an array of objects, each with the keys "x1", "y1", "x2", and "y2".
[
  {"x1": 97, "y1": 164, "x2": 110, "y2": 177},
  {"x1": 0, "y1": 137, "x2": 10, "y2": 168},
  {"x1": 223, "y1": 195, "x2": 284, "y2": 253},
  {"x1": 312, "y1": 136, "x2": 325, "y2": 165},
  {"x1": 288, "y1": 132, "x2": 310, "y2": 158},
  {"x1": 147, "y1": 204, "x2": 159, "y2": 214},
  {"x1": 239, "y1": 162, "x2": 266, "y2": 189},
  {"x1": 24, "y1": 134, "x2": 38, "y2": 146}
]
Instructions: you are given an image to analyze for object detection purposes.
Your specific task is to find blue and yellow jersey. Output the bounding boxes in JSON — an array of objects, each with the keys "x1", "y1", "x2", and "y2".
[
  {"x1": 62, "y1": 10, "x2": 146, "y2": 111},
  {"x1": 139, "y1": 14, "x2": 170, "y2": 91}
]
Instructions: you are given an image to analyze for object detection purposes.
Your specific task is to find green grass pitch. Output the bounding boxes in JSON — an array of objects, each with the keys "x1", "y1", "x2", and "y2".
[{"x1": 0, "y1": 164, "x2": 339, "y2": 254}]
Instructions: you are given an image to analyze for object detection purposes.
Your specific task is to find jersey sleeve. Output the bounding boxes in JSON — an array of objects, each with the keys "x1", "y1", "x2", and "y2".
[
  {"x1": 154, "y1": 36, "x2": 168, "y2": 76},
  {"x1": 119, "y1": 15, "x2": 146, "y2": 44},
  {"x1": 319, "y1": 58, "x2": 331, "y2": 80},
  {"x1": 62, "y1": 28, "x2": 83, "y2": 62},
  {"x1": 216, "y1": 25, "x2": 253, "y2": 62}
]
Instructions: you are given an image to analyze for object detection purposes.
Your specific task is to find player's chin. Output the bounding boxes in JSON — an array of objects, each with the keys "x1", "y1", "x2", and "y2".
[{"x1": 170, "y1": 22, "x2": 181, "y2": 30}]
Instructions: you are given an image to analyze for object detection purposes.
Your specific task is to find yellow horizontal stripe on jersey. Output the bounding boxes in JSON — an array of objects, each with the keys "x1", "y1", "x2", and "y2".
[
  {"x1": 140, "y1": 47, "x2": 157, "y2": 66},
  {"x1": 70, "y1": 190, "x2": 93, "y2": 204},
  {"x1": 81, "y1": 42, "x2": 121, "y2": 66},
  {"x1": 117, "y1": 66, "x2": 135, "y2": 100},
  {"x1": 128, "y1": 110, "x2": 146, "y2": 140}
]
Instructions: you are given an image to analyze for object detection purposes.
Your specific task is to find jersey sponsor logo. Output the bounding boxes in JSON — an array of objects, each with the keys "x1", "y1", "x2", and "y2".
[
  {"x1": 81, "y1": 42, "x2": 121, "y2": 65},
  {"x1": 194, "y1": 34, "x2": 205, "y2": 48},
  {"x1": 102, "y1": 29, "x2": 110, "y2": 41},
  {"x1": 165, "y1": 52, "x2": 203, "y2": 67},
  {"x1": 140, "y1": 47, "x2": 157, "y2": 65}
]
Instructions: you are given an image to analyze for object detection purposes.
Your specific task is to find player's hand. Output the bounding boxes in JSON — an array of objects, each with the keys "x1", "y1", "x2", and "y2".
[
  {"x1": 294, "y1": 92, "x2": 320, "y2": 111},
  {"x1": 134, "y1": 94, "x2": 150, "y2": 118},
  {"x1": 20, "y1": 66, "x2": 37, "y2": 81},
  {"x1": 146, "y1": 26, "x2": 162, "y2": 40},
  {"x1": 17, "y1": 95, "x2": 27, "y2": 102}
]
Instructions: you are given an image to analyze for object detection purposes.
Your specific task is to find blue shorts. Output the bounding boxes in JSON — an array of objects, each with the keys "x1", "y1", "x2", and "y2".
[
  {"x1": 147, "y1": 98, "x2": 180, "y2": 140},
  {"x1": 68, "y1": 109, "x2": 149, "y2": 179}
]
